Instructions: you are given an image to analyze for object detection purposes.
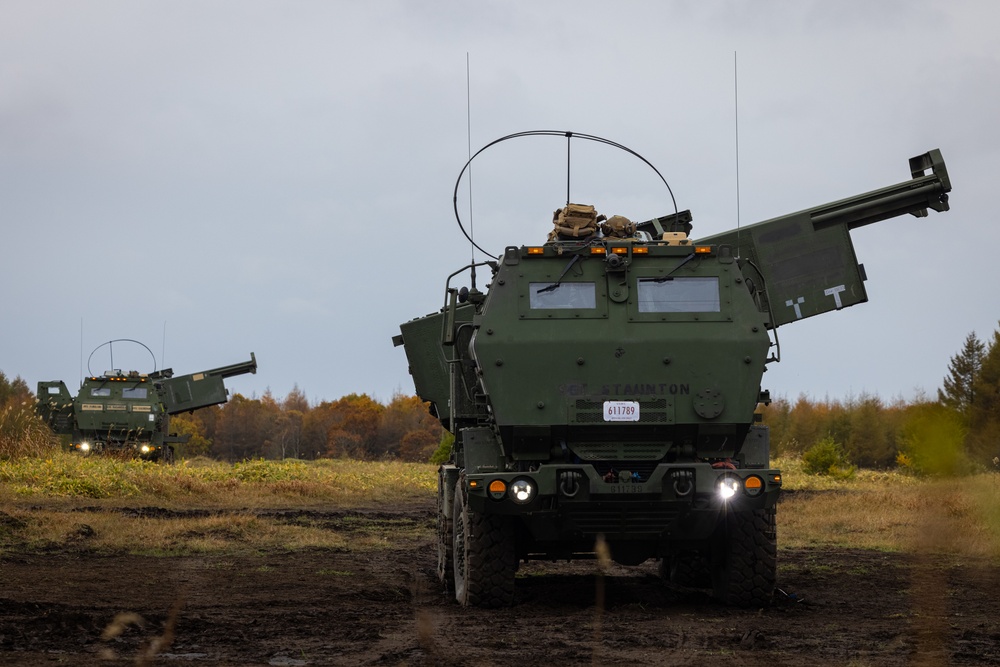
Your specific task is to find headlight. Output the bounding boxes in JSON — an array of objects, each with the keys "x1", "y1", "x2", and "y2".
[
  {"x1": 508, "y1": 478, "x2": 536, "y2": 504},
  {"x1": 717, "y1": 477, "x2": 741, "y2": 501},
  {"x1": 79, "y1": 442, "x2": 91, "y2": 452},
  {"x1": 140, "y1": 445, "x2": 151, "y2": 454}
]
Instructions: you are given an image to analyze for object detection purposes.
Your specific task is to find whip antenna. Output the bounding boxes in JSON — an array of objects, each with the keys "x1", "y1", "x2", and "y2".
[
  {"x1": 466, "y1": 53, "x2": 477, "y2": 290},
  {"x1": 735, "y1": 51, "x2": 742, "y2": 256}
]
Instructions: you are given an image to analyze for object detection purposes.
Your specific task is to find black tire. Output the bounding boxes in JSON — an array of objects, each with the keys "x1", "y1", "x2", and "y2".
[
  {"x1": 711, "y1": 507, "x2": 777, "y2": 608},
  {"x1": 661, "y1": 550, "x2": 712, "y2": 589},
  {"x1": 436, "y1": 479, "x2": 454, "y2": 592},
  {"x1": 452, "y1": 481, "x2": 516, "y2": 608}
]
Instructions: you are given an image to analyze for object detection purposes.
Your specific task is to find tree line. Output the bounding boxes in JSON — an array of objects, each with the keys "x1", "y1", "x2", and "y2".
[
  {"x1": 170, "y1": 388, "x2": 444, "y2": 462},
  {"x1": 761, "y1": 322, "x2": 1000, "y2": 474},
  {"x1": 3, "y1": 321, "x2": 1000, "y2": 468}
]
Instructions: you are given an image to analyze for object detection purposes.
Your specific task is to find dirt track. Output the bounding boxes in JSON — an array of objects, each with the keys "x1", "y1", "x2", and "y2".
[{"x1": 2, "y1": 499, "x2": 999, "y2": 666}]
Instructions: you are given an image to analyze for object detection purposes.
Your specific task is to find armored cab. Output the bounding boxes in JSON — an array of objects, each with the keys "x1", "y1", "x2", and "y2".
[
  {"x1": 38, "y1": 347, "x2": 257, "y2": 462},
  {"x1": 395, "y1": 134, "x2": 951, "y2": 608}
]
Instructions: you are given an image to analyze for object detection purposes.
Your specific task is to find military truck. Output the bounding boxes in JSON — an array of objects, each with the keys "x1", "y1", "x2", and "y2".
[
  {"x1": 38, "y1": 341, "x2": 257, "y2": 462},
  {"x1": 394, "y1": 132, "x2": 951, "y2": 607}
]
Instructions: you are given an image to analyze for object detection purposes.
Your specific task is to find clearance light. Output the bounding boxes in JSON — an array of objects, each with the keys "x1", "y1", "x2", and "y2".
[
  {"x1": 744, "y1": 475, "x2": 764, "y2": 497},
  {"x1": 488, "y1": 480, "x2": 507, "y2": 500},
  {"x1": 469, "y1": 479, "x2": 480, "y2": 489},
  {"x1": 526, "y1": 247, "x2": 545, "y2": 255},
  {"x1": 590, "y1": 247, "x2": 607, "y2": 255},
  {"x1": 632, "y1": 247, "x2": 648, "y2": 255},
  {"x1": 694, "y1": 246, "x2": 713, "y2": 255},
  {"x1": 611, "y1": 247, "x2": 629, "y2": 255}
]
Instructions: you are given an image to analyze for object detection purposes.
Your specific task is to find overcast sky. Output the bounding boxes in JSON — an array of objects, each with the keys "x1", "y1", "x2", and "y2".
[{"x1": 2, "y1": 1, "x2": 998, "y2": 407}]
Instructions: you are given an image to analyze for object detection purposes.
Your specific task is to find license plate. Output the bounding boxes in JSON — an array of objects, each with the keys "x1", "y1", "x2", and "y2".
[{"x1": 603, "y1": 400, "x2": 640, "y2": 422}]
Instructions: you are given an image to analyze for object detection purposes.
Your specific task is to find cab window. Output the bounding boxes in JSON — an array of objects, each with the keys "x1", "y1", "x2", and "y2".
[
  {"x1": 122, "y1": 387, "x2": 148, "y2": 399},
  {"x1": 90, "y1": 387, "x2": 111, "y2": 397},
  {"x1": 529, "y1": 282, "x2": 596, "y2": 309},
  {"x1": 637, "y1": 277, "x2": 720, "y2": 313}
]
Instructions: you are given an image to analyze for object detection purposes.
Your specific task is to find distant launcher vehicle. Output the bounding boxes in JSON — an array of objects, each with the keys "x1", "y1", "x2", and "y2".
[
  {"x1": 37, "y1": 340, "x2": 257, "y2": 462},
  {"x1": 395, "y1": 131, "x2": 952, "y2": 608}
]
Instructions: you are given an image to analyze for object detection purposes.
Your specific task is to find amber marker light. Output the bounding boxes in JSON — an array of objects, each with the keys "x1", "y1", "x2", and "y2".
[
  {"x1": 611, "y1": 247, "x2": 629, "y2": 255},
  {"x1": 632, "y1": 247, "x2": 648, "y2": 254},
  {"x1": 469, "y1": 479, "x2": 480, "y2": 489},
  {"x1": 590, "y1": 247, "x2": 607, "y2": 255},
  {"x1": 526, "y1": 247, "x2": 545, "y2": 255},
  {"x1": 488, "y1": 480, "x2": 507, "y2": 500},
  {"x1": 744, "y1": 475, "x2": 764, "y2": 497},
  {"x1": 694, "y1": 246, "x2": 713, "y2": 255}
]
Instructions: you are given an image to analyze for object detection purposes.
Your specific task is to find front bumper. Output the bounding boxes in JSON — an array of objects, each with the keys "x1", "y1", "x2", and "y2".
[{"x1": 465, "y1": 462, "x2": 780, "y2": 544}]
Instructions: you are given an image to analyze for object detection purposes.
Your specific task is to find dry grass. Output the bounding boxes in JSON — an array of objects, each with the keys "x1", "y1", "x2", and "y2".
[
  {"x1": 0, "y1": 451, "x2": 437, "y2": 507},
  {"x1": 0, "y1": 401, "x2": 58, "y2": 459},
  {"x1": 776, "y1": 456, "x2": 1000, "y2": 559},
  {"x1": 0, "y1": 510, "x2": 359, "y2": 556},
  {"x1": 0, "y1": 452, "x2": 437, "y2": 557},
  {"x1": 2, "y1": 452, "x2": 999, "y2": 562}
]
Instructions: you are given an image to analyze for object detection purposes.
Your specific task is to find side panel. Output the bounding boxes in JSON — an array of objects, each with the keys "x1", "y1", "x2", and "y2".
[
  {"x1": 708, "y1": 213, "x2": 868, "y2": 327},
  {"x1": 36, "y1": 381, "x2": 74, "y2": 435},
  {"x1": 160, "y1": 374, "x2": 229, "y2": 414},
  {"x1": 698, "y1": 149, "x2": 950, "y2": 329}
]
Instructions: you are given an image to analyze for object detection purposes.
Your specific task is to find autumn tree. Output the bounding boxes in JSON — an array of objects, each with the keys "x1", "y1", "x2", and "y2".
[
  {"x1": 377, "y1": 393, "x2": 443, "y2": 461},
  {"x1": 314, "y1": 394, "x2": 384, "y2": 459},
  {"x1": 845, "y1": 394, "x2": 893, "y2": 468},
  {"x1": 212, "y1": 394, "x2": 274, "y2": 460},
  {"x1": 0, "y1": 371, "x2": 32, "y2": 409},
  {"x1": 169, "y1": 413, "x2": 212, "y2": 458}
]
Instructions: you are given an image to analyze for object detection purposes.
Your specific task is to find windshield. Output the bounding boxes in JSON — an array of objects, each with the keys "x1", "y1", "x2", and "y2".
[
  {"x1": 529, "y1": 282, "x2": 597, "y2": 309},
  {"x1": 637, "y1": 277, "x2": 720, "y2": 313}
]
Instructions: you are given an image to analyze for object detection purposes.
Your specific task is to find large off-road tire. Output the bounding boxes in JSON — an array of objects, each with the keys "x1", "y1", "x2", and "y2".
[
  {"x1": 452, "y1": 482, "x2": 516, "y2": 608},
  {"x1": 436, "y1": 480, "x2": 454, "y2": 592},
  {"x1": 661, "y1": 550, "x2": 712, "y2": 589},
  {"x1": 711, "y1": 507, "x2": 777, "y2": 608}
]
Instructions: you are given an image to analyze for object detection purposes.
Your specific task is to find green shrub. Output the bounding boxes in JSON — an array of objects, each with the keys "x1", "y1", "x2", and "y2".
[
  {"x1": 802, "y1": 436, "x2": 856, "y2": 479},
  {"x1": 429, "y1": 431, "x2": 454, "y2": 466}
]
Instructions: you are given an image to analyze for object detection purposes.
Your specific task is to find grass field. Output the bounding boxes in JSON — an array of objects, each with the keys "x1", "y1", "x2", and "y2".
[{"x1": 1, "y1": 452, "x2": 999, "y2": 560}]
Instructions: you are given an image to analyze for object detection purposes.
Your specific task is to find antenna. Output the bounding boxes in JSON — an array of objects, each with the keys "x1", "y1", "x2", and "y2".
[
  {"x1": 79, "y1": 318, "x2": 84, "y2": 388},
  {"x1": 466, "y1": 53, "x2": 477, "y2": 291},
  {"x1": 161, "y1": 321, "x2": 167, "y2": 369},
  {"x1": 566, "y1": 131, "x2": 572, "y2": 205},
  {"x1": 734, "y1": 51, "x2": 742, "y2": 257}
]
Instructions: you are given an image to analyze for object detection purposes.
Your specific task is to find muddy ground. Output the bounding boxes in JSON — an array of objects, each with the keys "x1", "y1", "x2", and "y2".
[{"x1": 2, "y1": 498, "x2": 999, "y2": 666}]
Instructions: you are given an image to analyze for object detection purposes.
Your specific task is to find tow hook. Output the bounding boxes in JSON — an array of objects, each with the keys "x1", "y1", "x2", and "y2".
[
  {"x1": 671, "y1": 470, "x2": 694, "y2": 497},
  {"x1": 559, "y1": 471, "x2": 584, "y2": 498}
]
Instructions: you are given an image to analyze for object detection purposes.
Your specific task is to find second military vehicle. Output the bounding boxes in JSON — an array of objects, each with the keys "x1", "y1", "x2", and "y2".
[
  {"x1": 37, "y1": 340, "x2": 257, "y2": 462},
  {"x1": 395, "y1": 131, "x2": 951, "y2": 607}
]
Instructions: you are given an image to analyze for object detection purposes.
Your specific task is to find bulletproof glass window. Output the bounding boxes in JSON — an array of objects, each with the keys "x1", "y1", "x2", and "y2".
[
  {"x1": 47, "y1": 386, "x2": 61, "y2": 395},
  {"x1": 122, "y1": 387, "x2": 148, "y2": 399},
  {"x1": 637, "y1": 277, "x2": 720, "y2": 313},
  {"x1": 529, "y1": 282, "x2": 597, "y2": 309},
  {"x1": 90, "y1": 387, "x2": 111, "y2": 397}
]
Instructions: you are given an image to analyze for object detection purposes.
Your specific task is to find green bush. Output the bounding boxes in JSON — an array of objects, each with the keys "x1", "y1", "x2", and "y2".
[
  {"x1": 429, "y1": 431, "x2": 454, "y2": 466},
  {"x1": 802, "y1": 436, "x2": 856, "y2": 479}
]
